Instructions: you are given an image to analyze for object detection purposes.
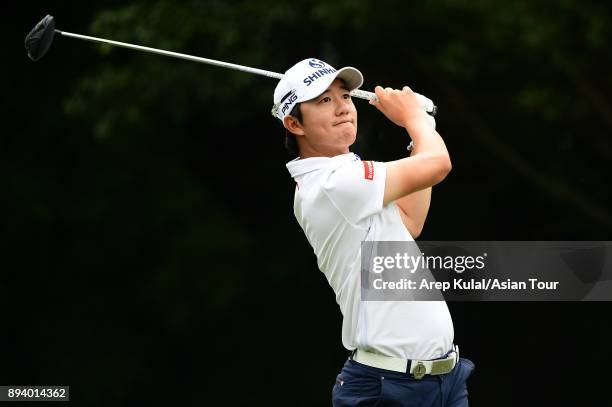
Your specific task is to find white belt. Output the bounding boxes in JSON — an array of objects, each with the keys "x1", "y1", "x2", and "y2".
[{"x1": 352, "y1": 345, "x2": 459, "y2": 379}]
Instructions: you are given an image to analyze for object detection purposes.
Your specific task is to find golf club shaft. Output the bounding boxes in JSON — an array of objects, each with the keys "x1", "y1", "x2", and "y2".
[
  {"x1": 56, "y1": 30, "x2": 282, "y2": 78},
  {"x1": 55, "y1": 30, "x2": 435, "y2": 112}
]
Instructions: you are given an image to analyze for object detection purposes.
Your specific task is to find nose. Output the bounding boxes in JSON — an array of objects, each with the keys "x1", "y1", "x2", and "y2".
[{"x1": 335, "y1": 96, "x2": 351, "y2": 116}]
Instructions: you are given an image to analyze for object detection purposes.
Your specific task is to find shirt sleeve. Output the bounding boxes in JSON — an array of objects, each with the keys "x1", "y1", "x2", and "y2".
[{"x1": 321, "y1": 159, "x2": 387, "y2": 226}]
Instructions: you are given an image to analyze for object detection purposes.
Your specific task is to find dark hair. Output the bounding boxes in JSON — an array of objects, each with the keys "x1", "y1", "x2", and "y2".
[{"x1": 284, "y1": 103, "x2": 302, "y2": 156}]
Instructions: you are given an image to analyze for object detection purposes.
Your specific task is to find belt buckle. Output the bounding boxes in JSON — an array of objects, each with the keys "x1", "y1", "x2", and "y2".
[{"x1": 412, "y1": 362, "x2": 427, "y2": 380}]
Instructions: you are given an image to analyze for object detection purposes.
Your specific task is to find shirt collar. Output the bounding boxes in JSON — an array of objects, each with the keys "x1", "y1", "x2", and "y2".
[{"x1": 286, "y1": 152, "x2": 360, "y2": 179}]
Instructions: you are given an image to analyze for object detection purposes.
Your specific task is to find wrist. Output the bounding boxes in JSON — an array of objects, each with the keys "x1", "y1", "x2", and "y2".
[{"x1": 401, "y1": 111, "x2": 430, "y2": 129}]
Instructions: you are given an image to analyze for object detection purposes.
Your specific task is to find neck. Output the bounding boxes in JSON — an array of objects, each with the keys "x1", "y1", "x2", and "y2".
[{"x1": 298, "y1": 143, "x2": 350, "y2": 159}]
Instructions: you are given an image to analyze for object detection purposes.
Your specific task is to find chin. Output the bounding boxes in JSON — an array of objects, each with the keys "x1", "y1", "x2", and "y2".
[{"x1": 345, "y1": 133, "x2": 357, "y2": 146}]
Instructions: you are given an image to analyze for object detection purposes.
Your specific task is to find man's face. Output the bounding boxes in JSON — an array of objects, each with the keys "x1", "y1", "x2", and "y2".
[{"x1": 289, "y1": 78, "x2": 358, "y2": 157}]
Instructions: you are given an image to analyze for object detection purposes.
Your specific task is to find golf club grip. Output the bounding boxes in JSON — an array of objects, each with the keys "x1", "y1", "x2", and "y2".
[{"x1": 351, "y1": 89, "x2": 436, "y2": 115}]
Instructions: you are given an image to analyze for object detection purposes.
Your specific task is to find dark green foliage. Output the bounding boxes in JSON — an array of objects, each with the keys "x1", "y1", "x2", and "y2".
[{"x1": 3, "y1": 1, "x2": 612, "y2": 405}]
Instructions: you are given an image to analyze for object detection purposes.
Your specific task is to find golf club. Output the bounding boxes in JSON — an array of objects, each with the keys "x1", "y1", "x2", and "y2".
[{"x1": 25, "y1": 14, "x2": 438, "y2": 119}]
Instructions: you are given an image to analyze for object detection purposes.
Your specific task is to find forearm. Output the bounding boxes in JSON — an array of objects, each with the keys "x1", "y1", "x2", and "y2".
[
  {"x1": 403, "y1": 113, "x2": 450, "y2": 160},
  {"x1": 375, "y1": 86, "x2": 452, "y2": 206}
]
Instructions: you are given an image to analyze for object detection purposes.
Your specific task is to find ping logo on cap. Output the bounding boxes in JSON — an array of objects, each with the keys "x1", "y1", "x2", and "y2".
[{"x1": 280, "y1": 89, "x2": 298, "y2": 116}]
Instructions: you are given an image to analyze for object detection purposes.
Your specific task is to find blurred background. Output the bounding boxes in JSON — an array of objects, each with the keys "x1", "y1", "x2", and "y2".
[{"x1": 3, "y1": 0, "x2": 611, "y2": 405}]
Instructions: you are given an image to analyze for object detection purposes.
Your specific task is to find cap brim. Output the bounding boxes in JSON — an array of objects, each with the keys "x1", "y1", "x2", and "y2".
[{"x1": 335, "y1": 67, "x2": 364, "y2": 91}]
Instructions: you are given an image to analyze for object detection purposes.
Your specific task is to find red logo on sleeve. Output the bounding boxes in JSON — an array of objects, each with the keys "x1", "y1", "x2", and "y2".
[{"x1": 363, "y1": 161, "x2": 374, "y2": 180}]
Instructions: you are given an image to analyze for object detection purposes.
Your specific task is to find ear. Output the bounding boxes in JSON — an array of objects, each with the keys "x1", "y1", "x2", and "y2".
[{"x1": 283, "y1": 115, "x2": 305, "y2": 136}]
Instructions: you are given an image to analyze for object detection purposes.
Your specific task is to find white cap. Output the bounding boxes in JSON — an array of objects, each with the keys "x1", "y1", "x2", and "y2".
[{"x1": 271, "y1": 58, "x2": 364, "y2": 124}]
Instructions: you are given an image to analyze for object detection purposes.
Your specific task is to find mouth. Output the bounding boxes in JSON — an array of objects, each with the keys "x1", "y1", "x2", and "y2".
[{"x1": 334, "y1": 120, "x2": 353, "y2": 126}]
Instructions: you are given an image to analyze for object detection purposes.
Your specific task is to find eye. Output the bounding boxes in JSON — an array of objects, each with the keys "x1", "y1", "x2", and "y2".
[
  {"x1": 320, "y1": 96, "x2": 331, "y2": 103},
  {"x1": 343, "y1": 93, "x2": 351, "y2": 99}
]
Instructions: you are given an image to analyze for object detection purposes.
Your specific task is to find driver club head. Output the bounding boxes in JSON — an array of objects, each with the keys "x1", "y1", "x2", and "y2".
[{"x1": 25, "y1": 14, "x2": 56, "y2": 61}]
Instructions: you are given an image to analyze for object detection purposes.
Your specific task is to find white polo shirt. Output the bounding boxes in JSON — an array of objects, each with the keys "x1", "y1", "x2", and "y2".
[{"x1": 287, "y1": 152, "x2": 454, "y2": 360}]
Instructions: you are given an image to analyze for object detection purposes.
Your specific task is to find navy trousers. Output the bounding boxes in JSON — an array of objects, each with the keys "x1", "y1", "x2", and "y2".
[{"x1": 332, "y1": 355, "x2": 475, "y2": 406}]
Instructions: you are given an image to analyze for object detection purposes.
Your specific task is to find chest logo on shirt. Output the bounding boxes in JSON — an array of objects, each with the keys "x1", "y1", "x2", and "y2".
[{"x1": 363, "y1": 161, "x2": 374, "y2": 180}]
